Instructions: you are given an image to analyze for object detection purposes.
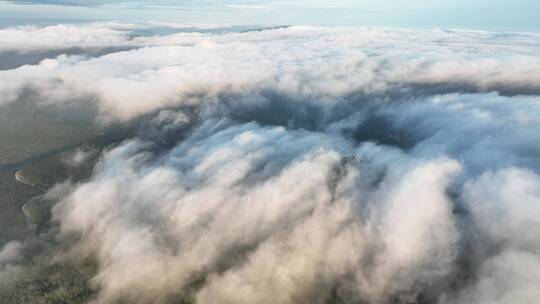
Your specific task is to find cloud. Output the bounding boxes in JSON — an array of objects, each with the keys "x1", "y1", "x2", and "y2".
[
  {"x1": 1, "y1": 24, "x2": 540, "y2": 122},
  {"x1": 443, "y1": 168, "x2": 540, "y2": 304},
  {"x1": 2, "y1": 22, "x2": 540, "y2": 303},
  {"x1": 0, "y1": 23, "x2": 135, "y2": 52},
  {"x1": 52, "y1": 119, "x2": 462, "y2": 303},
  {"x1": 0, "y1": 241, "x2": 22, "y2": 263},
  {"x1": 0, "y1": 241, "x2": 23, "y2": 287}
]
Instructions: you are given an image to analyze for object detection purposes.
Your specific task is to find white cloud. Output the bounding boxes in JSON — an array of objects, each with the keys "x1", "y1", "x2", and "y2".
[
  {"x1": 0, "y1": 241, "x2": 22, "y2": 263},
  {"x1": 2, "y1": 22, "x2": 540, "y2": 303},
  {"x1": 1, "y1": 24, "x2": 540, "y2": 122},
  {"x1": 0, "y1": 24, "x2": 133, "y2": 52}
]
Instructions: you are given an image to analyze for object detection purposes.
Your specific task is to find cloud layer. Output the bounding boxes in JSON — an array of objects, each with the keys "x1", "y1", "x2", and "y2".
[{"x1": 2, "y1": 23, "x2": 540, "y2": 303}]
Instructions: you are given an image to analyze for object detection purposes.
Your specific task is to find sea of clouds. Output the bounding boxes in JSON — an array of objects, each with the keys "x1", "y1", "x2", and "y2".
[{"x1": 1, "y1": 23, "x2": 540, "y2": 303}]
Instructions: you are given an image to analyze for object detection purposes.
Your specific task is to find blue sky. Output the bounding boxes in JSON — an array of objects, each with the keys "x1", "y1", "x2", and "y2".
[{"x1": 1, "y1": 0, "x2": 540, "y2": 31}]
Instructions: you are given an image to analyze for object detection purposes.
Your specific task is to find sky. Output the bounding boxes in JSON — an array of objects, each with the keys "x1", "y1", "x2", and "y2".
[{"x1": 1, "y1": 0, "x2": 540, "y2": 31}]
